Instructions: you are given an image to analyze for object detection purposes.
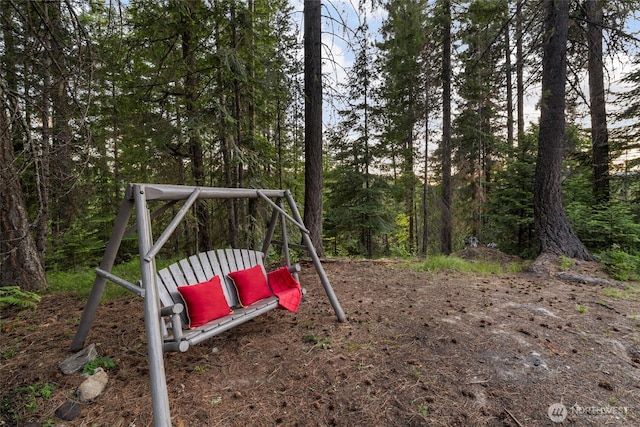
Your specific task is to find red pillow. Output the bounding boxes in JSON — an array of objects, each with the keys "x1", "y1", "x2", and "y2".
[
  {"x1": 177, "y1": 276, "x2": 232, "y2": 328},
  {"x1": 228, "y1": 264, "x2": 273, "y2": 307}
]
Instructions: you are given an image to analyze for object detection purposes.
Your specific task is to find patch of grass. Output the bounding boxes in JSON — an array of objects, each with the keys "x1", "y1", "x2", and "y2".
[
  {"x1": 603, "y1": 286, "x2": 640, "y2": 301},
  {"x1": 411, "y1": 255, "x2": 507, "y2": 275},
  {"x1": 16, "y1": 383, "x2": 56, "y2": 412},
  {"x1": 412, "y1": 367, "x2": 422, "y2": 379},
  {"x1": 602, "y1": 287, "x2": 624, "y2": 300},
  {"x1": 559, "y1": 256, "x2": 575, "y2": 271},
  {"x1": 302, "y1": 334, "x2": 332, "y2": 352},
  {"x1": 46, "y1": 269, "x2": 99, "y2": 298},
  {"x1": 576, "y1": 304, "x2": 588, "y2": 313},
  {"x1": 82, "y1": 356, "x2": 116, "y2": 375},
  {"x1": 45, "y1": 257, "x2": 180, "y2": 300},
  {"x1": 418, "y1": 404, "x2": 429, "y2": 417},
  {"x1": 343, "y1": 342, "x2": 372, "y2": 352},
  {"x1": 1, "y1": 347, "x2": 16, "y2": 360}
]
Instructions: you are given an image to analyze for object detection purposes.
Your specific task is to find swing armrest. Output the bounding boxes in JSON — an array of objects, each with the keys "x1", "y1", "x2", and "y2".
[
  {"x1": 160, "y1": 303, "x2": 189, "y2": 352},
  {"x1": 288, "y1": 263, "x2": 301, "y2": 273}
]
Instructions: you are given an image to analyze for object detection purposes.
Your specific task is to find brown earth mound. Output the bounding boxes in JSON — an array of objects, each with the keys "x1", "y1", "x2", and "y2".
[{"x1": 2, "y1": 257, "x2": 640, "y2": 426}]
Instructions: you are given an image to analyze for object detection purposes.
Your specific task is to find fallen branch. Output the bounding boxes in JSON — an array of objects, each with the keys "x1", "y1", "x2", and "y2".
[
  {"x1": 555, "y1": 272, "x2": 622, "y2": 288},
  {"x1": 504, "y1": 408, "x2": 524, "y2": 427}
]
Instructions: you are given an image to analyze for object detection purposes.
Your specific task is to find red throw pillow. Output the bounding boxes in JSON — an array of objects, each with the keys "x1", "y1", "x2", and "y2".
[
  {"x1": 228, "y1": 264, "x2": 273, "y2": 307},
  {"x1": 177, "y1": 276, "x2": 232, "y2": 328}
]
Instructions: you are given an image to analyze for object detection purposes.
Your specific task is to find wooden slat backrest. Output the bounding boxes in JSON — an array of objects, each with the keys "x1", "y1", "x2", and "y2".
[
  {"x1": 179, "y1": 259, "x2": 197, "y2": 284},
  {"x1": 156, "y1": 269, "x2": 178, "y2": 308},
  {"x1": 189, "y1": 255, "x2": 208, "y2": 283},
  {"x1": 205, "y1": 250, "x2": 225, "y2": 279},
  {"x1": 214, "y1": 249, "x2": 233, "y2": 306},
  {"x1": 198, "y1": 252, "x2": 213, "y2": 280},
  {"x1": 224, "y1": 248, "x2": 238, "y2": 272},
  {"x1": 240, "y1": 249, "x2": 252, "y2": 268},
  {"x1": 155, "y1": 249, "x2": 267, "y2": 322}
]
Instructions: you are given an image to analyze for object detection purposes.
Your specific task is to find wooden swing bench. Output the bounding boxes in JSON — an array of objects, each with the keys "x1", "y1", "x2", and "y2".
[
  {"x1": 72, "y1": 183, "x2": 345, "y2": 427},
  {"x1": 154, "y1": 248, "x2": 300, "y2": 353}
]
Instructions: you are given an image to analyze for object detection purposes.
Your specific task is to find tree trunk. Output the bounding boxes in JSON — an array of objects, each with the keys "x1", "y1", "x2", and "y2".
[
  {"x1": 303, "y1": 0, "x2": 324, "y2": 257},
  {"x1": 421, "y1": 68, "x2": 430, "y2": 257},
  {"x1": 215, "y1": 19, "x2": 238, "y2": 247},
  {"x1": 0, "y1": 77, "x2": 47, "y2": 291},
  {"x1": 534, "y1": 0, "x2": 595, "y2": 261},
  {"x1": 406, "y1": 128, "x2": 415, "y2": 254},
  {"x1": 47, "y1": 2, "x2": 75, "y2": 237},
  {"x1": 440, "y1": 0, "x2": 452, "y2": 255},
  {"x1": 505, "y1": 10, "x2": 514, "y2": 148},
  {"x1": 364, "y1": 49, "x2": 373, "y2": 259},
  {"x1": 516, "y1": 0, "x2": 525, "y2": 141},
  {"x1": 182, "y1": 6, "x2": 211, "y2": 252},
  {"x1": 585, "y1": 0, "x2": 610, "y2": 202}
]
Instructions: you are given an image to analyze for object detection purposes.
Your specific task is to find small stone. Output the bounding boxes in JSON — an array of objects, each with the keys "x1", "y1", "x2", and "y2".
[
  {"x1": 55, "y1": 401, "x2": 82, "y2": 421},
  {"x1": 59, "y1": 344, "x2": 97, "y2": 375},
  {"x1": 77, "y1": 368, "x2": 109, "y2": 402}
]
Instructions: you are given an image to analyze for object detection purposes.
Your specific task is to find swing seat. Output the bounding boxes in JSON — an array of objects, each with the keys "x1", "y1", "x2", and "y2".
[
  {"x1": 157, "y1": 248, "x2": 300, "y2": 353},
  {"x1": 71, "y1": 183, "x2": 345, "y2": 426}
]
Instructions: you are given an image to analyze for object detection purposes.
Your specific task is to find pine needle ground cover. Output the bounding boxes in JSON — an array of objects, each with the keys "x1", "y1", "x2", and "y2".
[{"x1": 2, "y1": 250, "x2": 640, "y2": 426}]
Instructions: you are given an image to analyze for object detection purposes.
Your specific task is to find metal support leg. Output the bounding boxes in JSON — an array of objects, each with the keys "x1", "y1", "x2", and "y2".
[
  {"x1": 71, "y1": 197, "x2": 134, "y2": 351},
  {"x1": 134, "y1": 185, "x2": 172, "y2": 427},
  {"x1": 284, "y1": 191, "x2": 346, "y2": 322}
]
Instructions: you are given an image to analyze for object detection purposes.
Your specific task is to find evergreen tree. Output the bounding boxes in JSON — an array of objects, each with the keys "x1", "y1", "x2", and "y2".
[
  {"x1": 439, "y1": 0, "x2": 453, "y2": 255},
  {"x1": 376, "y1": 0, "x2": 427, "y2": 254},
  {"x1": 486, "y1": 130, "x2": 537, "y2": 258},
  {"x1": 325, "y1": 22, "x2": 391, "y2": 258},
  {"x1": 534, "y1": 0, "x2": 595, "y2": 261},
  {"x1": 453, "y1": 0, "x2": 508, "y2": 242}
]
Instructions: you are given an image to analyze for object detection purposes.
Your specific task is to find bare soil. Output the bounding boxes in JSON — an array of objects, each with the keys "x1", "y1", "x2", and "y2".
[{"x1": 2, "y1": 249, "x2": 640, "y2": 426}]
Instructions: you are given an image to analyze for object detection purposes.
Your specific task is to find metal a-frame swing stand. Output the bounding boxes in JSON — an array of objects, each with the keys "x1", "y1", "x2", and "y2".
[{"x1": 71, "y1": 183, "x2": 346, "y2": 427}]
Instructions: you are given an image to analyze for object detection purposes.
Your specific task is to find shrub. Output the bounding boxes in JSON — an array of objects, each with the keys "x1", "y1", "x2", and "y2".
[{"x1": 0, "y1": 286, "x2": 41, "y2": 309}]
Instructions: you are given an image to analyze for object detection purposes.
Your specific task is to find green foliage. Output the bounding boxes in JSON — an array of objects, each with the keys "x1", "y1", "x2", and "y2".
[
  {"x1": 46, "y1": 269, "x2": 105, "y2": 299},
  {"x1": 390, "y1": 213, "x2": 411, "y2": 257},
  {"x1": 602, "y1": 285, "x2": 640, "y2": 301},
  {"x1": 83, "y1": 356, "x2": 116, "y2": 375},
  {"x1": 16, "y1": 383, "x2": 56, "y2": 413},
  {"x1": 559, "y1": 256, "x2": 575, "y2": 271},
  {"x1": 0, "y1": 286, "x2": 41, "y2": 309},
  {"x1": 3, "y1": 0, "x2": 637, "y2": 270},
  {"x1": 302, "y1": 334, "x2": 332, "y2": 352},
  {"x1": 485, "y1": 132, "x2": 538, "y2": 258},
  {"x1": 46, "y1": 257, "x2": 179, "y2": 299},
  {"x1": 600, "y1": 248, "x2": 640, "y2": 281},
  {"x1": 46, "y1": 214, "x2": 110, "y2": 271},
  {"x1": 567, "y1": 201, "x2": 640, "y2": 254},
  {"x1": 413, "y1": 255, "x2": 507, "y2": 275},
  {"x1": 324, "y1": 166, "x2": 394, "y2": 257},
  {"x1": 1, "y1": 347, "x2": 16, "y2": 360}
]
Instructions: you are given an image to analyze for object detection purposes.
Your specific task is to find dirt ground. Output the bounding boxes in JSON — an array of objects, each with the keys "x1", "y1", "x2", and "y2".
[{"x1": 2, "y1": 248, "x2": 640, "y2": 426}]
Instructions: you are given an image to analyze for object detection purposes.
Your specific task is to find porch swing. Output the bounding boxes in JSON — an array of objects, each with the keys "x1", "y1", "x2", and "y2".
[{"x1": 70, "y1": 183, "x2": 346, "y2": 427}]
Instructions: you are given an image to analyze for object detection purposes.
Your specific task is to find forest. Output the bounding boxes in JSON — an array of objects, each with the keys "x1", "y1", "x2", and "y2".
[{"x1": 1, "y1": 0, "x2": 640, "y2": 291}]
